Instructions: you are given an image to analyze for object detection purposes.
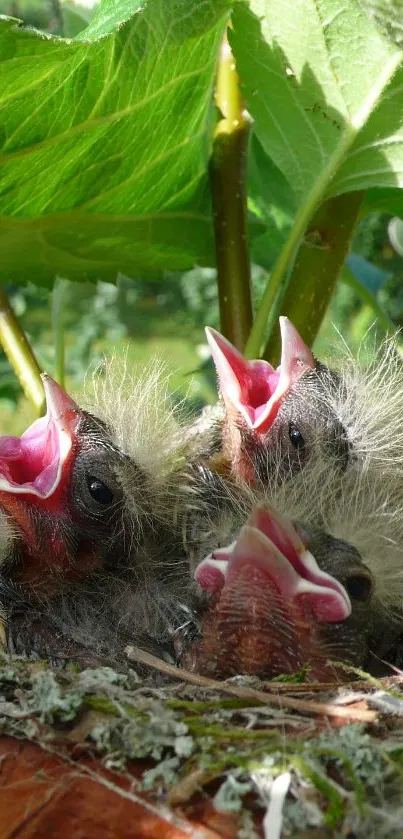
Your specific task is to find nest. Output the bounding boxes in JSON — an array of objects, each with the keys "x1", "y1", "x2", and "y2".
[{"x1": 1, "y1": 647, "x2": 403, "y2": 839}]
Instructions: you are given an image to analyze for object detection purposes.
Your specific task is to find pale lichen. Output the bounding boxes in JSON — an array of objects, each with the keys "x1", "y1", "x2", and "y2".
[{"x1": 29, "y1": 669, "x2": 83, "y2": 723}]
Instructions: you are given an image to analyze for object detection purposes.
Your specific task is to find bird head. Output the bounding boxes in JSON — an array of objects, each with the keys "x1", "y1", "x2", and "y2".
[
  {"x1": 206, "y1": 318, "x2": 349, "y2": 484},
  {"x1": 187, "y1": 504, "x2": 380, "y2": 681},
  {"x1": 0, "y1": 375, "x2": 148, "y2": 605}
]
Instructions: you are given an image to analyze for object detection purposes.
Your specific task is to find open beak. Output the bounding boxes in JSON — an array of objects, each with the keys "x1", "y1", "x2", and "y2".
[
  {"x1": 191, "y1": 505, "x2": 352, "y2": 679},
  {"x1": 0, "y1": 375, "x2": 80, "y2": 499},
  {"x1": 206, "y1": 318, "x2": 315, "y2": 434},
  {"x1": 195, "y1": 504, "x2": 351, "y2": 624}
]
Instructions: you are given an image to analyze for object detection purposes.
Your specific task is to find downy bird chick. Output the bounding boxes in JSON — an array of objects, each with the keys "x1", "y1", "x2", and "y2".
[
  {"x1": 262, "y1": 331, "x2": 403, "y2": 607},
  {"x1": 0, "y1": 367, "x2": 194, "y2": 666},
  {"x1": 201, "y1": 317, "x2": 349, "y2": 487},
  {"x1": 202, "y1": 322, "x2": 403, "y2": 499},
  {"x1": 178, "y1": 318, "x2": 351, "y2": 566},
  {"x1": 183, "y1": 504, "x2": 396, "y2": 681}
]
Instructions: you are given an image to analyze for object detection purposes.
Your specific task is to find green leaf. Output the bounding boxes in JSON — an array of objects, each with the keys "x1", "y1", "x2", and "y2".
[
  {"x1": 248, "y1": 135, "x2": 295, "y2": 269},
  {"x1": 248, "y1": 134, "x2": 296, "y2": 224},
  {"x1": 360, "y1": 0, "x2": 403, "y2": 47},
  {"x1": 231, "y1": 0, "x2": 403, "y2": 203},
  {"x1": 0, "y1": 0, "x2": 230, "y2": 285},
  {"x1": 230, "y1": 0, "x2": 403, "y2": 357}
]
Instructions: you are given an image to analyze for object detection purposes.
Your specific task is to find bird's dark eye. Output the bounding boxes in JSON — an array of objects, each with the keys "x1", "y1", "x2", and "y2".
[
  {"x1": 289, "y1": 423, "x2": 305, "y2": 448},
  {"x1": 345, "y1": 573, "x2": 373, "y2": 603},
  {"x1": 87, "y1": 476, "x2": 114, "y2": 506}
]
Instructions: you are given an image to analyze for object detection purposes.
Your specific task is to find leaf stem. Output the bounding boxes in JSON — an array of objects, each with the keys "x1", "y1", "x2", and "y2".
[
  {"x1": 210, "y1": 32, "x2": 253, "y2": 351},
  {"x1": 263, "y1": 191, "x2": 364, "y2": 362},
  {"x1": 244, "y1": 182, "x2": 318, "y2": 359},
  {"x1": 0, "y1": 287, "x2": 45, "y2": 414}
]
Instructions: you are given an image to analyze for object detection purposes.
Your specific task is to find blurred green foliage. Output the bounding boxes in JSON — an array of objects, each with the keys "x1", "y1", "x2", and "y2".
[
  {"x1": 316, "y1": 213, "x2": 403, "y2": 362},
  {"x1": 3, "y1": 208, "x2": 403, "y2": 435},
  {"x1": 0, "y1": 0, "x2": 89, "y2": 33},
  {"x1": 0, "y1": 273, "x2": 221, "y2": 434}
]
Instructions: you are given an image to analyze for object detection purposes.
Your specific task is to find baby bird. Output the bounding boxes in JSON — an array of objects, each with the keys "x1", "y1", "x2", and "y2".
[
  {"x1": 1, "y1": 365, "x2": 194, "y2": 666},
  {"x1": 202, "y1": 317, "x2": 349, "y2": 486},
  {"x1": 202, "y1": 320, "x2": 403, "y2": 499},
  {"x1": 183, "y1": 504, "x2": 397, "y2": 681}
]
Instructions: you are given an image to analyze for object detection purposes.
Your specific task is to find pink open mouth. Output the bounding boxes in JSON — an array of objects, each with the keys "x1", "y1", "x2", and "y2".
[
  {"x1": 206, "y1": 318, "x2": 315, "y2": 434},
  {"x1": 195, "y1": 505, "x2": 351, "y2": 624},
  {"x1": 0, "y1": 375, "x2": 80, "y2": 499}
]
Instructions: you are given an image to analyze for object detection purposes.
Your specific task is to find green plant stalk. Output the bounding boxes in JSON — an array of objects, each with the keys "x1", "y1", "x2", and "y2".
[
  {"x1": 185, "y1": 722, "x2": 281, "y2": 741},
  {"x1": 0, "y1": 286, "x2": 45, "y2": 414},
  {"x1": 210, "y1": 32, "x2": 253, "y2": 351},
  {"x1": 52, "y1": 277, "x2": 66, "y2": 388},
  {"x1": 84, "y1": 695, "x2": 141, "y2": 718},
  {"x1": 263, "y1": 191, "x2": 364, "y2": 363},
  {"x1": 313, "y1": 745, "x2": 367, "y2": 815},
  {"x1": 292, "y1": 755, "x2": 346, "y2": 828},
  {"x1": 167, "y1": 697, "x2": 259, "y2": 712}
]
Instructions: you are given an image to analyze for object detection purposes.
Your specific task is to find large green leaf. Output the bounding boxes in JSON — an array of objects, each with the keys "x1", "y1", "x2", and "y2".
[
  {"x1": 230, "y1": 0, "x2": 403, "y2": 356},
  {"x1": 248, "y1": 134, "x2": 294, "y2": 269},
  {"x1": 0, "y1": 0, "x2": 230, "y2": 285},
  {"x1": 231, "y1": 0, "x2": 403, "y2": 204},
  {"x1": 360, "y1": 0, "x2": 403, "y2": 46}
]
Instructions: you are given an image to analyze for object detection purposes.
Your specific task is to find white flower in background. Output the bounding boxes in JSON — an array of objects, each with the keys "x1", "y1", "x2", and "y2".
[{"x1": 388, "y1": 217, "x2": 403, "y2": 257}]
